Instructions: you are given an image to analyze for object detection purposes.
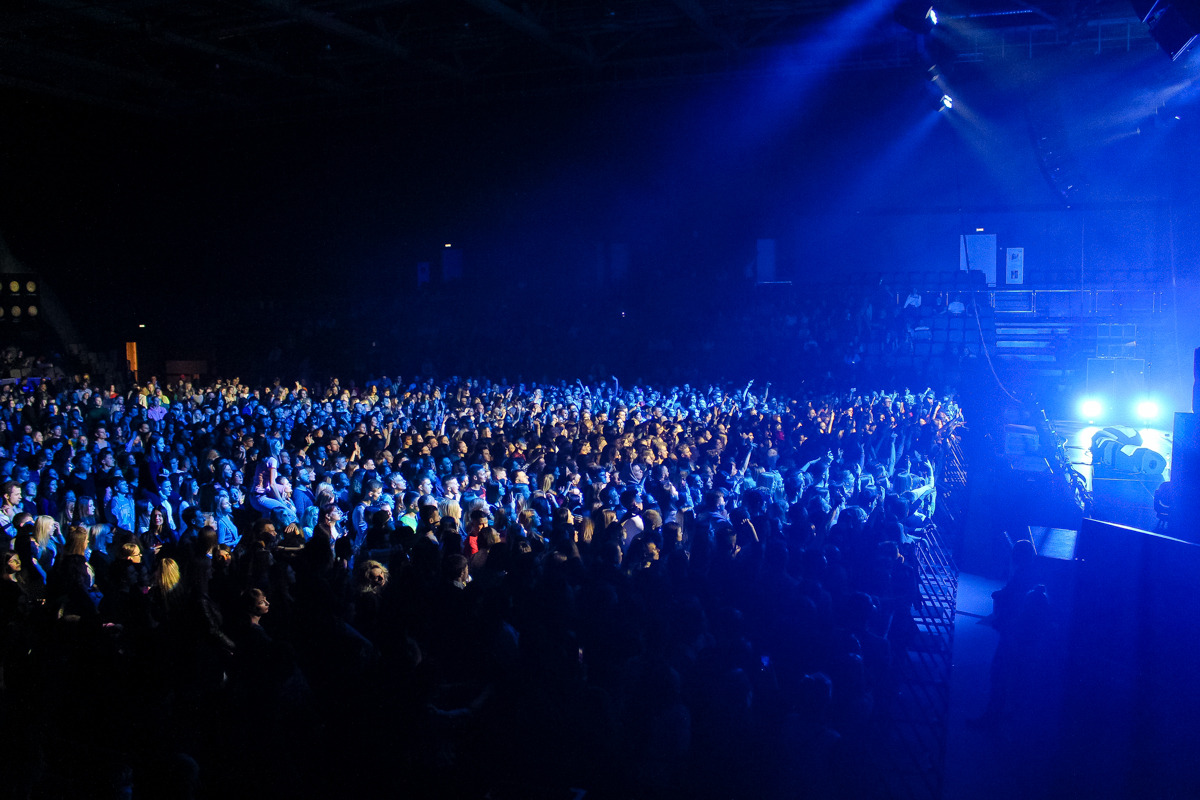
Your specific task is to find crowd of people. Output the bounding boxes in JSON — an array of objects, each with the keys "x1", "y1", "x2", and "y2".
[{"x1": 0, "y1": 370, "x2": 963, "y2": 799}]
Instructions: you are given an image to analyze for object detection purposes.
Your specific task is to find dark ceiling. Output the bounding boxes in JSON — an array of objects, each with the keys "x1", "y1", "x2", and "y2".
[{"x1": 1, "y1": 0, "x2": 1151, "y2": 125}]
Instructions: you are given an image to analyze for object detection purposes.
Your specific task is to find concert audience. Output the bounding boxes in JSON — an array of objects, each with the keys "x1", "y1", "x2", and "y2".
[{"x1": 0, "y1": 368, "x2": 961, "y2": 798}]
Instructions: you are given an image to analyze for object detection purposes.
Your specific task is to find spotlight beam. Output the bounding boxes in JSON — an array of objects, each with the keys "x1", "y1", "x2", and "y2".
[{"x1": 1009, "y1": 0, "x2": 1058, "y2": 23}]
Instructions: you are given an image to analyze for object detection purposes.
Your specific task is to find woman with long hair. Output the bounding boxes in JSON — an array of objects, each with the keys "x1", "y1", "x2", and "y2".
[
  {"x1": 12, "y1": 529, "x2": 47, "y2": 603},
  {"x1": 45, "y1": 527, "x2": 93, "y2": 615},
  {"x1": 142, "y1": 506, "x2": 173, "y2": 557},
  {"x1": 175, "y1": 474, "x2": 200, "y2": 531},
  {"x1": 148, "y1": 556, "x2": 183, "y2": 627},
  {"x1": 36, "y1": 472, "x2": 62, "y2": 519},
  {"x1": 31, "y1": 515, "x2": 59, "y2": 573},
  {"x1": 211, "y1": 489, "x2": 239, "y2": 547},
  {"x1": 57, "y1": 488, "x2": 77, "y2": 531},
  {"x1": 74, "y1": 495, "x2": 98, "y2": 528},
  {"x1": 438, "y1": 497, "x2": 463, "y2": 536}
]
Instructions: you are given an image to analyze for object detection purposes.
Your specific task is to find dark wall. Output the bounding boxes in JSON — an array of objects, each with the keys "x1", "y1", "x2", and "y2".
[{"x1": 2, "y1": 45, "x2": 1198, "y2": 356}]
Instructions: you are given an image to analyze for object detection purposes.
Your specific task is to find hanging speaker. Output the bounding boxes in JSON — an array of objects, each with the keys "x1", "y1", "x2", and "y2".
[{"x1": 1133, "y1": 0, "x2": 1200, "y2": 60}]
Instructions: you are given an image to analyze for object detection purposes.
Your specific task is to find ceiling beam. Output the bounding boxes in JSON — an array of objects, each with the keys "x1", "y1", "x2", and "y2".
[
  {"x1": 0, "y1": 72, "x2": 156, "y2": 116},
  {"x1": 255, "y1": 0, "x2": 464, "y2": 80},
  {"x1": 670, "y1": 0, "x2": 739, "y2": 50},
  {"x1": 33, "y1": 0, "x2": 351, "y2": 96},
  {"x1": 463, "y1": 0, "x2": 596, "y2": 67},
  {"x1": 0, "y1": 35, "x2": 178, "y2": 91}
]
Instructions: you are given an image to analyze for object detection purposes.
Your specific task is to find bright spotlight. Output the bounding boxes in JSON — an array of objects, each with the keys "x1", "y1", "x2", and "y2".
[
  {"x1": 1080, "y1": 398, "x2": 1103, "y2": 420},
  {"x1": 940, "y1": 94, "x2": 953, "y2": 110},
  {"x1": 895, "y1": 1, "x2": 936, "y2": 33},
  {"x1": 1136, "y1": 399, "x2": 1160, "y2": 421}
]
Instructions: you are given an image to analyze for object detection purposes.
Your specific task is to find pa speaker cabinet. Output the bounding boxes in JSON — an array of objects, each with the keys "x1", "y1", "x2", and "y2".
[{"x1": 1172, "y1": 412, "x2": 1200, "y2": 543}]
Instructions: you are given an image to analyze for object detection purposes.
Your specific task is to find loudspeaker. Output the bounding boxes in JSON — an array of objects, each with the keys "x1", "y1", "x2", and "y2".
[
  {"x1": 1173, "y1": 411, "x2": 1200, "y2": 543},
  {"x1": 1091, "y1": 475, "x2": 1162, "y2": 531},
  {"x1": 1062, "y1": 518, "x2": 1200, "y2": 798},
  {"x1": 1132, "y1": 0, "x2": 1200, "y2": 58},
  {"x1": 1148, "y1": 2, "x2": 1199, "y2": 59}
]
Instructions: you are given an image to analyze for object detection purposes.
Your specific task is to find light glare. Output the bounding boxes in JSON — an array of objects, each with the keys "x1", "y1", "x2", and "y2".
[{"x1": 1080, "y1": 398, "x2": 1103, "y2": 419}]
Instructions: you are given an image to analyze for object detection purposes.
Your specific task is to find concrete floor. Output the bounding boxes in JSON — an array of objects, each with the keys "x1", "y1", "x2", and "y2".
[{"x1": 943, "y1": 571, "x2": 1066, "y2": 800}]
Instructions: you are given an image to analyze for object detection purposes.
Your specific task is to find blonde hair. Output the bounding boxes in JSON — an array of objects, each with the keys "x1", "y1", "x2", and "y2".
[
  {"x1": 356, "y1": 559, "x2": 389, "y2": 592},
  {"x1": 33, "y1": 516, "x2": 56, "y2": 549},
  {"x1": 438, "y1": 498, "x2": 462, "y2": 525},
  {"x1": 155, "y1": 557, "x2": 181, "y2": 592}
]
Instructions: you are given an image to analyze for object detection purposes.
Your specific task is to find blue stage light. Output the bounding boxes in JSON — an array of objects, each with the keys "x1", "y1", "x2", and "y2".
[
  {"x1": 1136, "y1": 399, "x2": 1160, "y2": 422},
  {"x1": 940, "y1": 94, "x2": 953, "y2": 110},
  {"x1": 927, "y1": 7, "x2": 938, "y2": 26},
  {"x1": 1080, "y1": 398, "x2": 1103, "y2": 420}
]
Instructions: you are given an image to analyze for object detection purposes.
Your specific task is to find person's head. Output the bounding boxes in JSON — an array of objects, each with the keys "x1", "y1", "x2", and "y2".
[
  {"x1": 64, "y1": 526, "x2": 90, "y2": 557},
  {"x1": 149, "y1": 506, "x2": 167, "y2": 530},
  {"x1": 518, "y1": 508, "x2": 540, "y2": 532},
  {"x1": 357, "y1": 559, "x2": 389, "y2": 592},
  {"x1": 439, "y1": 498, "x2": 462, "y2": 525},
  {"x1": 467, "y1": 508, "x2": 489, "y2": 534},
  {"x1": 242, "y1": 587, "x2": 270, "y2": 620},
  {"x1": 155, "y1": 557, "x2": 181, "y2": 592},
  {"x1": 319, "y1": 503, "x2": 342, "y2": 526},
  {"x1": 443, "y1": 554, "x2": 469, "y2": 586},
  {"x1": 2, "y1": 549, "x2": 20, "y2": 576},
  {"x1": 2, "y1": 480, "x2": 21, "y2": 508},
  {"x1": 1012, "y1": 538, "x2": 1036, "y2": 570},
  {"x1": 120, "y1": 541, "x2": 142, "y2": 563},
  {"x1": 33, "y1": 515, "x2": 57, "y2": 548},
  {"x1": 468, "y1": 463, "x2": 488, "y2": 488}
]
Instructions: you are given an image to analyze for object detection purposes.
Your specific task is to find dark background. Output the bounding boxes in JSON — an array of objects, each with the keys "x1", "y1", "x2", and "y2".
[{"x1": 2, "y1": 13, "x2": 1199, "y2": 389}]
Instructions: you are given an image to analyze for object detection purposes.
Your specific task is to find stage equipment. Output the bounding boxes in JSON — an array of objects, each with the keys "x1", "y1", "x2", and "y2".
[
  {"x1": 0, "y1": 274, "x2": 39, "y2": 322},
  {"x1": 895, "y1": 1, "x2": 937, "y2": 33},
  {"x1": 1132, "y1": 0, "x2": 1200, "y2": 59},
  {"x1": 1090, "y1": 426, "x2": 1165, "y2": 476},
  {"x1": 1173, "y1": 411, "x2": 1199, "y2": 543}
]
